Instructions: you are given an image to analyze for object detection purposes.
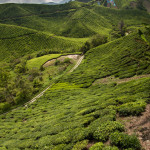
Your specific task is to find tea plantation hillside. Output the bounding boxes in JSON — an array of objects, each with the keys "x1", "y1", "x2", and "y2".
[
  {"x1": 0, "y1": 2, "x2": 150, "y2": 38},
  {"x1": 0, "y1": 1, "x2": 150, "y2": 61},
  {"x1": 1, "y1": 26, "x2": 150, "y2": 149},
  {"x1": 61, "y1": 28, "x2": 150, "y2": 87},
  {"x1": 0, "y1": 1, "x2": 150, "y2": 149},
  {"x1": 0, "y1": 23, "x2": 85, "y2": 61}
]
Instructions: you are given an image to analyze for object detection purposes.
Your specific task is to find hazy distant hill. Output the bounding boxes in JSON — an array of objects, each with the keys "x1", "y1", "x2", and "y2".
[{"x1": 42, "y1": 2, "x2": 58, "y2": 5}]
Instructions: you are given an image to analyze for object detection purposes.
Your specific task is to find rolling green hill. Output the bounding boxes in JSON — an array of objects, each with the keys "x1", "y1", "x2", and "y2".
[
  {"x1": 0, "y1": 1, "x2": 150, "y2": 61},
  {"x1": 0, "y1": 1, "x2": 150, "y2": 149},
  {"x1": 0, "y1": 23, "x2": 85, "y2": 61},
  {"x1": 62, "y1": 28, "x2": 150, "y2": 87},
  {"x1": 0, "y1": 2, "x2": 150, "y2": 37}
]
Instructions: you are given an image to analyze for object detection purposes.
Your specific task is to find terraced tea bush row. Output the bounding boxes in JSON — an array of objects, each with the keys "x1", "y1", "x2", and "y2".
[{"x1": 0, "y1": 77, "x2": 149, "y2": 149}]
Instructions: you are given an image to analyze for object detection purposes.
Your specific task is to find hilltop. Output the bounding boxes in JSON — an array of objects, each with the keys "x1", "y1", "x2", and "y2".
[{"x1": 0, "y1": 1, "x2": 150, "y2": 150}]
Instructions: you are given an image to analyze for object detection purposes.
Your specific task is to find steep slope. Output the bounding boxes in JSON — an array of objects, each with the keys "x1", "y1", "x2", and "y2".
[
  {"x1": 0, "y1": 2, "x2": 150, "y2": 150},
  {"x1": 1, "y1": 31, "x2": 150, "y2": 149},
  {"x1": 62, "y1": 28, "x2": 150, "y2": 87}
]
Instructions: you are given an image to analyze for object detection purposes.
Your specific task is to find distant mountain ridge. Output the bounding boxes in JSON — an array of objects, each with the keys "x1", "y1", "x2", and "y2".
[{"x1": 0, "y1": 0, "x2": 71, "y2": 4}]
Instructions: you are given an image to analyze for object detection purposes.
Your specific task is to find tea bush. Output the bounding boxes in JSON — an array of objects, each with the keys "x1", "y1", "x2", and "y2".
[
  {"x1": 89, "y1": 142, "x2": 104, "y2": 150},
  {"x1": 110, "y1": 132, "x2": 141, "y2": 150},
  {"x1": 118, "y1": 100, "x2": 146, "y2": 116},
  {"x1": 72, "y1": 140, "x2": 89, "y2": 150},
  {"x1": 93, "y1": 121, "x2": 124, "y2": 142},
  {"x1": 102, "y1": 146, "x2": 119, "y2": 150}
]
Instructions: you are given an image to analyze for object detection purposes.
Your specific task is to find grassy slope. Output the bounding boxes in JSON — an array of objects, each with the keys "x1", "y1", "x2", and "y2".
[
  {"x1": 114, "y1": 0, "x2": 137, "y2": 8},
  {"x1": 0, "y1": 23, "x2": 85, "y2": 61},
  {"x1": 62, "y1": 30, "x2": 150, "y2": 87},
  {"x1": 0, "y1": 2, "x2": 150, "y2": 150},
  {"x1": 0, "y1": 3, "x2": 149, "y2": 37},
  {"x1": 26, "y1": 54, "x2": 62, "y2": 69},
  {"x1": 0, "y1": 28, "x2": 150, "y2": 149},
  {"x1": 0, "y1": 76, "x2": 149, "y2": 149}
]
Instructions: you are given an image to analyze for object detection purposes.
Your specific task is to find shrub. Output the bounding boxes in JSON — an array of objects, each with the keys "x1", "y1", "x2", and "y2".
[
  {"x1": 28, "y1": 68, "x2": 40, "y2": 81},
  {"x1": 72, "y1": 140, "x2": 89, "y2": 150},
  {"x1": 0, "y1": 102, "x2": 11, "y2": 113},
  {"x1": 80, "y1": 34, "x2": 107, "y2": 54},
  {"x1": 118, "y1": 101, "x2": 146, "y2": 116},
  {"x1": 14, "y1": 62, "x2": 27, "y2": 73},
  {"x1": 64, "y1": 58, "x2": 71, "y2": 64},
  {"x1": 110, "y1": 132, "x2": 141, "y2": 150},
  {"x1": 89, "y1": 142, "x2": 104, "y2": 150},
  {"x1": 55, "y1": 60, "x2": 61, "y2": 66},
  {"x1": 40, "y1": 65, "x2": 45, "y2": 71},
  {"x1": 93, "y1": 121, "x2": 124, "y2": 142},
  {"x1": 119, "y1": 72, "x2": 136, "y2": 79},
  {"x1": 102, "y1": 146, "x2": 119, "y2": 150}
]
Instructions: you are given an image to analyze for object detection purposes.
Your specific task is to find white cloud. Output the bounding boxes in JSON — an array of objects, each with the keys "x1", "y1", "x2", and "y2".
[{"x1": 0, "y1": 0, "x2": 61, "y2": 4}]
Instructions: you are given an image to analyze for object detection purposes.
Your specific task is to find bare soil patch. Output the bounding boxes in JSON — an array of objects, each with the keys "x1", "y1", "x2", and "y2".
[
  {"x1": 118, "y1": 104, "x2": 150, "y2": 150},
  {"x1": 143, "y1": 0, "x2": 150, "y2": 12},
  {"x1": 93, "y1": 74, "x2": 150, "y2": 85},
  {"x1": 43, "y1": 54, "x2": 80, "y2": 67}
]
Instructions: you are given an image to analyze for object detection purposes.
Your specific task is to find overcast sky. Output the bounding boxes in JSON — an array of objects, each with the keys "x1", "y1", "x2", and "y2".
[{"x1": 0, "y1": 0, "x2": 61, "y2": 4}]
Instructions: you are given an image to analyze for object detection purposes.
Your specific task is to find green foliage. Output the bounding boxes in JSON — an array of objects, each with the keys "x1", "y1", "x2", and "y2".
[
  {"x1": 0, "y1": 102, "x2": 10, "y2": 113},
  {"x1": 27, "y1": 54, "x2": 61, "y2": 69},
  {"x1": 14, "y1": 61, "x2": 27, "y2": 73},
  {"x1": 89, "y1": 142, "x2": 104, "y2": 150},
  {"x1": 93, "y1": 121, "x2": 124, "y2": 142},
  {"x1": 55, "y1": 60, "x2": 61, "y2": 66},
  {"x1": 81, "y1": 34, "x2": 107, "y2": 53},
  {"x1": 72, "y1": 140, "x2": 89, "y2": 150},
  {"x1": 62, "y1": 30, "x2": 150, "y2": 87},
  {"x1": 0, "y1": 2, "x2": 150, "y2": 150},
  {"x1": 64, "y1": 58, "x2": 71, "y2": 64},
  {"x1": 118, "y1": 100, "x2": 146, "y2": 116},
  {"x1": 0, "y1": 2, "x2": 149, "y2": 61},
  {"x1": 0, "y1": 68, "x2": 9, "y2": 87},
  {"x1": 110, "y1": 132, "x2": 141, "y2": 150},
  {"x1": 102, "y1": 146, "x2": 119, "y2": 150},
  {"x1": 0, "y1": 77, "x2": 150, "y2": 148}
]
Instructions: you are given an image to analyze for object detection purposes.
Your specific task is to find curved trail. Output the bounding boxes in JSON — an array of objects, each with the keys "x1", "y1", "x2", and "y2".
[
  {"x1": 26, "y1": 56, "x2": 84, "y2": 106},
  {"x1": 2, "y1": 55, "x2": 84, "y2": 114},
  {"x1": 69, "y1": 55, "x2": 84, "y2": 73}
]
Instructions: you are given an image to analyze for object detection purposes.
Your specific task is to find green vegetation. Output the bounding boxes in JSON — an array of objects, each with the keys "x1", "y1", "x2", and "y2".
[
  {"x1": 110, "y1": 132, "x2": 141, "y2": 150},
  {"x1": 89, "y1": 142, "x2": 104, "y2": 150},
  {"x1": 26, "y1": 54, "x2": 61, "y2": 69},
  {"x1": 93, "y1": 121, "x2": 124, "y2": 142},
  {"x1": 62, "y1": 28, "x2": 150, "y2": 87},
  {"x1": 0, "y1": 23, "x2": 84, "y2": 61},
  {"x1": 0, "y1": 75, "x2": 150, "y2": 149},
  {"x1": 0, "y1": 1, "x2": 150, "y2": 149},
  {"x1": 0, "y1": 1, "x2": 150, "y2": 61}
]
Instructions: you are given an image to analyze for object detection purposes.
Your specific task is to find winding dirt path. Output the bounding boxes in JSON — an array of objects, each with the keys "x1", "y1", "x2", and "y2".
[
  {"x1": 25, "y1": 55, "x2": 84, "y2": 106},
  {"x1": 69, "y1": 55, "x2": 84, "y2": 73},
  {"x1": 1, "y1": 55, "x2": 84, "y2": 115}
]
